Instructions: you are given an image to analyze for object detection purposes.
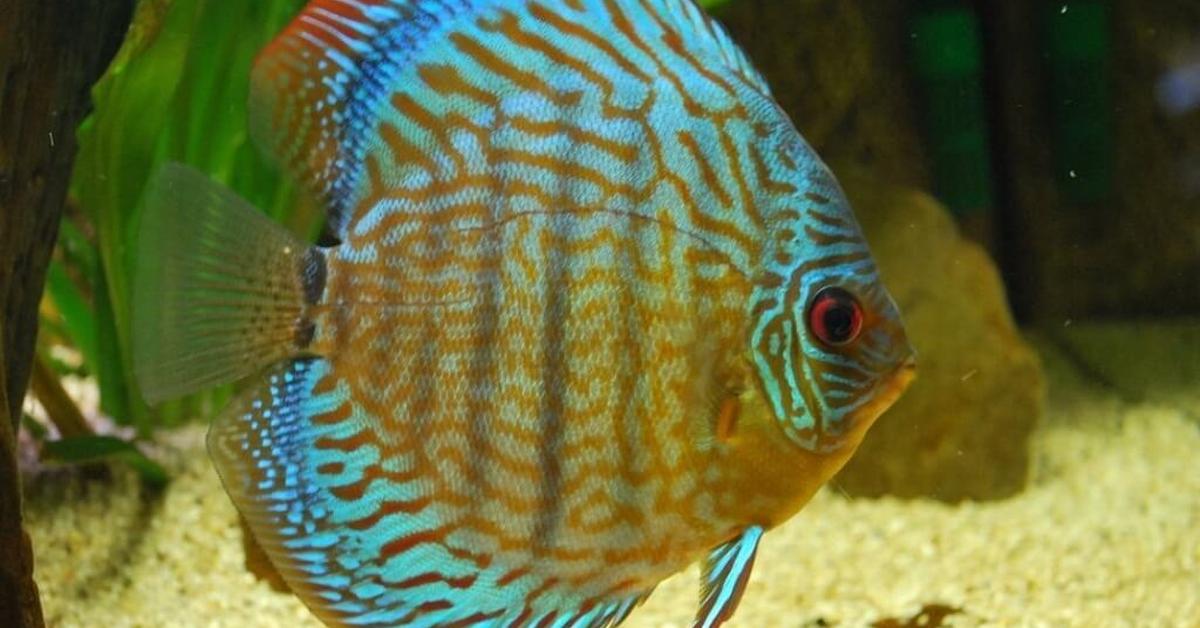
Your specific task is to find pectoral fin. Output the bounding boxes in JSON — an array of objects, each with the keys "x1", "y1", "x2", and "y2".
[
  {"x1": 132, "y1": 163, "x2": 322, "y2": 404},
  {"x1": 695, "y1": 526, "x2": 764, "y2": 628}
]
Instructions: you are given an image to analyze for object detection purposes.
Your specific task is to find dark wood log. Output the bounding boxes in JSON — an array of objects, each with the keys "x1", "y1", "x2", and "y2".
[{"x1": 0, "y1": 1, "x2": 134, "y2": 625}]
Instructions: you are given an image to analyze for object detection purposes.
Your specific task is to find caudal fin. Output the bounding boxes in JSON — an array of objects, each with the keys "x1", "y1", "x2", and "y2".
[{"x1": 133, "y1": 163, "x2": 323, "y2": 404}]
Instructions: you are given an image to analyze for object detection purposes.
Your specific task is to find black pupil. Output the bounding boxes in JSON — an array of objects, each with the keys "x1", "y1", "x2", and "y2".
[{"x1": 823, "y1": 300, "x2": 855, "y2": 342}]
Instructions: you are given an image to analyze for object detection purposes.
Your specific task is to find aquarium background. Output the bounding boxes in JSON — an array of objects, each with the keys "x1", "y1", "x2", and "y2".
[{"x1": 17, "y1": 0, "x2": 1200, "y2": 625}]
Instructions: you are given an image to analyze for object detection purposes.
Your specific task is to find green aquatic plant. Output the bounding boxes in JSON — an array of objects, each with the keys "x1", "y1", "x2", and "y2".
[
  {"x1": 50, "y1": 0, "x2": 313, "y2": 434},
  {"x1": 35, "y1": 0, "x2": 312, "y2": 481}
]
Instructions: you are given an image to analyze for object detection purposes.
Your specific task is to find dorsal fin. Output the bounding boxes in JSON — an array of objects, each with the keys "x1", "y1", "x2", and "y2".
[
  {"x1": 653, "y1": 0, "x2": 771, "y2": 96},
  {"x1": 209, "y1": 356, "x2": 659, "y2": 626},
  {"x1": 250, "y1": 0, "x2": 772, "y2": 238},
  {"x1": 248, "y1": 0, "x2": 424, "y2": 236}
]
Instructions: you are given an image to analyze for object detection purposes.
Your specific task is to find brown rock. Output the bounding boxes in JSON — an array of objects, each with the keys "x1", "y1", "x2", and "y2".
[
  {"x1": 835, "y1": 183, "x2": 1044, "y2": 501},
  {"x1": 713, "y1": 0, "x2": 928, "y2": 192}
]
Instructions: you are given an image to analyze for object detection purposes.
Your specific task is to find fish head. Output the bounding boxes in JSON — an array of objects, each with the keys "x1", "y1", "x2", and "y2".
[{"x1": 746, "y1": 119, "x2": 916, "y2": 455}]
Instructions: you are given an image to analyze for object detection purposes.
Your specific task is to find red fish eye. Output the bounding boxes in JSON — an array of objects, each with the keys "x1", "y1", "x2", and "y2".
[{"x1": 807, "y1": 287, "x2": 864, "y2": 346}]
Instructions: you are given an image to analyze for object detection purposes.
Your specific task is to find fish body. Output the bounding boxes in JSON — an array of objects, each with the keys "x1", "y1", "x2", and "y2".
[{"x1": 133, "y1": 1, "x2": 915, "y2": 626}]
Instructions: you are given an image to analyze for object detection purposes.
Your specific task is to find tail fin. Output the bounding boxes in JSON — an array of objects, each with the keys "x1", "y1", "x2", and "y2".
[{"x1": 133, "y1": 163, "x2": 323, "y2": 404}]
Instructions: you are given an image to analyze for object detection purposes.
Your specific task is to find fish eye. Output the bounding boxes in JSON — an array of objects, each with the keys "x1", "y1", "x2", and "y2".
[{"x1": 807, "y1": 287, "x2": 864, "y2": 347}]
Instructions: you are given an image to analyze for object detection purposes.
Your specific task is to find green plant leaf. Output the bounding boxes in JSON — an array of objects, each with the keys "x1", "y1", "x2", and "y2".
[
  {"x1": 42, "y1": 435, "x2": 169, "y2": 487},
  {"x1": 71, "y1": 0, "x2": 311, "y2": 429},
  {"x1": 57, "y1": 218, "x2": 99, "y2": 289},
  {"x1": 92, "y1": 263, "x2": 138, "y2": 427},
  {"x1": 21, "y1": 413, "x2": 50, "y2": 441},
  {"x1": 45, "y1": 260, "x2": 99, "y2": 378}
]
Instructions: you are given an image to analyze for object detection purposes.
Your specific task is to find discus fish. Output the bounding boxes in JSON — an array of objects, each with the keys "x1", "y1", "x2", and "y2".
[{"x1": 133, "y1": 1, "x2": 916, "y2": 626}]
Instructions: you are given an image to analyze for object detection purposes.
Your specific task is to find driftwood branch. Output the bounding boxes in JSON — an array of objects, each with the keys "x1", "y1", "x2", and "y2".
[{"x1": 0, "y1": 1, "x2": 133, "y2": 625}]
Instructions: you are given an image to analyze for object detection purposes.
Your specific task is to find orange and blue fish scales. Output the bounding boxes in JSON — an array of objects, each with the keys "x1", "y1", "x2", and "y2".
[{"x1": 133, "y1": 0, "x2": 916, "y2": 625}]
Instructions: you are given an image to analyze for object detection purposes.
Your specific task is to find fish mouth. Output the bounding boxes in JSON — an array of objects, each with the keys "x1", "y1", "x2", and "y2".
[
  {"x1": 848, "y1": 354, "x2": 917, "y2": 432},
  {"x1": 881, "y1": 354, "x2": 918, "y2": 407},
  {"x1": 888, "y1": 354, "x2": 918, "y2": 397}
]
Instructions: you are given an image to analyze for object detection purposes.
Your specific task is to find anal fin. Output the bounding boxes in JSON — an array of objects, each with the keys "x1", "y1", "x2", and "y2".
[
  {"x1": 211, "y1": 357, "x2": 673, "y2": 627},
  {"x1": 207, "y1": 358, "x2": 366, "y2": 625},
  {"x1": 240, "y1": 514, "x2": 291, "y2": 593}
]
